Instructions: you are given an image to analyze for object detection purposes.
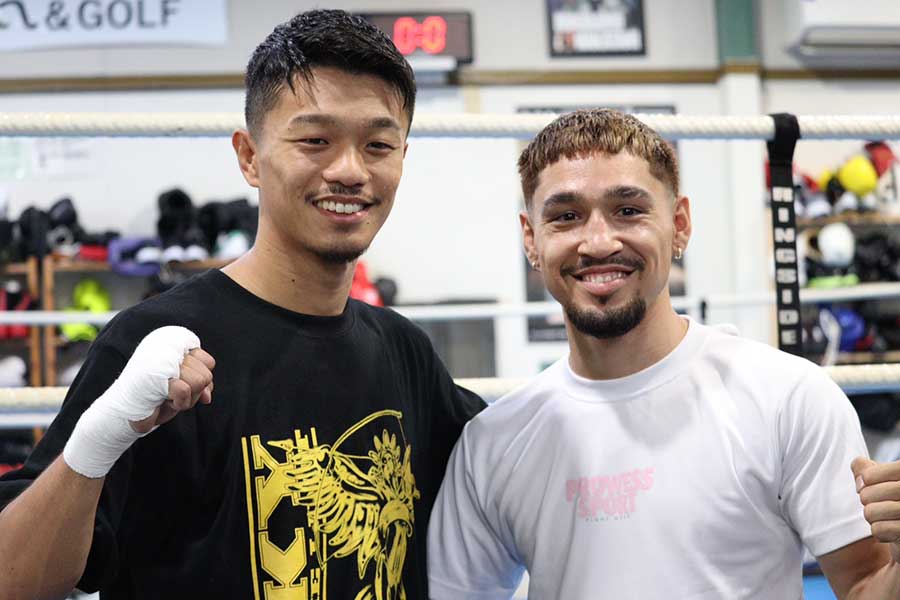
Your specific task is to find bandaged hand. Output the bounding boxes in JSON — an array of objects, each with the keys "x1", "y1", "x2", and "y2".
[
  {"x1": 63, "y1": 326, "x2": 215, "y2": 479},
  {"x1": 853, "y1": 457, "x2": 900, "y2": 563}
]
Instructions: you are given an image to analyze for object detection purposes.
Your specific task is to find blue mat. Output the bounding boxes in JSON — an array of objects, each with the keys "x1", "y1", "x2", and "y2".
[{"x1": 803, "y1": 575, "x2": 835, "y2": 600}]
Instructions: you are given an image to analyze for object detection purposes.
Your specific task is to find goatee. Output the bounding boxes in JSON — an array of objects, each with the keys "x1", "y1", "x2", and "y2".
[
  {"x1": 565, "y1": 296, "x2": 647, "y2": 339},
  {"x1": 315, "y1": 246, "x2": 367, "y2": 264}
]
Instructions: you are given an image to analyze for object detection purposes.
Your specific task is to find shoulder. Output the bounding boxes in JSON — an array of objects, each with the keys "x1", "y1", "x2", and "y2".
[
  {"x1": 463, "y1": 360, "x2": 565, "y2": 447},
  {"x1": 94, "y1": 270, "x2": 220, "y2": 356},
  {"x1": 351, "y1": 302, "x2": 446, "y2": 377},
  {"x1": 691, "y1": 323, "x2": 852, "y2": 435},
  {"x1": 353, "y1": 300, "x2": 420, "y2": 330},
  {"x1": 352, "y1": 300, "x2": 434, "y2": 349},
  {"x1": 697, "y1": 321, "x2": 825, "y2": 394}
]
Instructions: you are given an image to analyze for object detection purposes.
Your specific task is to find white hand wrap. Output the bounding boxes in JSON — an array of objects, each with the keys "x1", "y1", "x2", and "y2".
[{"x1": 63, "y1": 326, "x2": 201, "y2": 479}]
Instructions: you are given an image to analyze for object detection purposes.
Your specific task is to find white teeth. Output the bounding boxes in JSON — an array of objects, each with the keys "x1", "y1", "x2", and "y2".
[
  {"x1": 316, "y1": 201, "x2": 364, "y2": 214},
  {"x1": 582, "y1": 272, "x2": 627, "y2": 284}
]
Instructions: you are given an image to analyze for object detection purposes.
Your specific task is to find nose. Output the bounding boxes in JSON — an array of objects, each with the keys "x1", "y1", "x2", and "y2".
[
  {"x1": 577, "y1": 212, "x2": 623, "y2": 258},
  {"x1": 322, "y1": 145, "x2": 370, "y2": 188}
]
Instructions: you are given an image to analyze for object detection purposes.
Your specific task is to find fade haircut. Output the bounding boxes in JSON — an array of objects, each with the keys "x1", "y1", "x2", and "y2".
[
  {"x1": 518, "y1": 108, "x2": 679, "y2": 209},
  {"x1": 244, "y1": 9, "x2": 416, "y2": 136}
]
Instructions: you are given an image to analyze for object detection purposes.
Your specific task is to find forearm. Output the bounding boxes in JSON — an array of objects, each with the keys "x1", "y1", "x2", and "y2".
[
  {"x1": 847, "y1": 561, "x2": 900, "y2": 600},
  {"x1": 0, "y1": 456, "x2": 103, "y2": 600},
  {"x1": 0, "y1": 326, "x2": 210, "y2": 600}
]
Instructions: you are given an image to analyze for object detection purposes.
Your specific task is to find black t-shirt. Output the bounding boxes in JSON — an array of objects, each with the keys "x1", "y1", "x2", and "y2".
[{"x1": 0, "y1": 270, "x2": 484, "y2": 599}]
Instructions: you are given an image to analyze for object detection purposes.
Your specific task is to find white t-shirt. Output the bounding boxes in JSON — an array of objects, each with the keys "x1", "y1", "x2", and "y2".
[{"x1": 428, "y1": 319, "x2": 871, "y2": 599}]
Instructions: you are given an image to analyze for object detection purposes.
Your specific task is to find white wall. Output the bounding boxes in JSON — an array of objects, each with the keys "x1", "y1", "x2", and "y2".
[
  {"x1": 0, "y1": 87, "x2": 524, "y2": 303},
  {"x1": 758, "y1": 0, "x2": 900, "y2": 70},
  {"x1": 758, "y1": 0, "x2": 813, "y2": 70},
  {"x1": 0, "y1": 89, "x2": 248, "y2": 235},
  {"x1": 0, "y1": 78, "x2": 741, "y2": 377},
  {"x1": 2, "y1": 0, "x2": 898, "y2": 378},
  {"x1": 477, "y1": 82, "x2": 738, "y2": 374},
  {"x1": 763, "y1": 79, "x2": 900, "y2": 174},
  {"x1": 0, "y1": 0, "x2": 719, "y2": 79}
]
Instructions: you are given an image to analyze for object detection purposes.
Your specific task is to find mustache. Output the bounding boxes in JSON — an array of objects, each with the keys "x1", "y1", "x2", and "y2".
[
  {"x1": 561, "y1": 255, "x2": 645, "y2": 277},
  {"x1": 306, "y1": 184, "x2": 379, "y2": 205}
]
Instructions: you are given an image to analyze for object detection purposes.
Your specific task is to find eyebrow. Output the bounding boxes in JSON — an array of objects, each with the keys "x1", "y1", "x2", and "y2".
[
  {"x1": 365, "y1": 116, "x2": 403, "y2": 132},
  {"x1": 539, "y1": 185, "x2": 653, "y2": 217},
  {"x1": 288, "y1": 114, "x2": 402, "y2": 132},
  {"x1": 603, "y1": 185, "x2": 653, "y2": 202},
  {"x1": 288, "y1": 114, "x2": 337, "y2": 128},
  {"x1": 540, "y1": 191, "x2": 581, "y2": 217}
]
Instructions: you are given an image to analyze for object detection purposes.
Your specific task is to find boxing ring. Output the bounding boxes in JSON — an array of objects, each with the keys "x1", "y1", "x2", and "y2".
[{"x1": 1, "y1": 111, "x2": 900, "y2": 425}]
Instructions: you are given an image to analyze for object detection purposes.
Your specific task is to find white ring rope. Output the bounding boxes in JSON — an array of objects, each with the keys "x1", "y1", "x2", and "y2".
[
  {"x1": 2, "y1": 113, "x2": 900, "y2": 140},
  {"x1": 0, "y1": 387, "x2": 67, "y2": 411},
  {"x1": 0, "y1": 110, "x2": 897, "y2": 425},
  {"x1": 0, "y1": 364, "x2": 896, "y2": 420},
  {"x1": 828, "y1": 364, "x2": 900, "y2": 395},
  {"x1": 3, "y1": 281, "x2": 898, "y2": 325},
  {"x1": 469, "y1": 365, "x2": 900, "y2": 397}
]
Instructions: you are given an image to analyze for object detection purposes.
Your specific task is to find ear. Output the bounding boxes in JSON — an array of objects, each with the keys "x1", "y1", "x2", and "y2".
[
  {"x1": 673, "y1": 195, "x2": 692, "y2": 253},
  {"x1": 520, "y1": 210, "x2": 539, "y2": 267},
  {"x1": 232, "y1": 129, "x2": 260, "y2": 188}
]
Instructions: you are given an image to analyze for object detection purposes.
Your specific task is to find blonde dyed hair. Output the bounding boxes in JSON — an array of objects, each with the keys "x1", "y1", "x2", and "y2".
[{"x1": 518, "y1": 108, "x2": 679, "y2": 208}]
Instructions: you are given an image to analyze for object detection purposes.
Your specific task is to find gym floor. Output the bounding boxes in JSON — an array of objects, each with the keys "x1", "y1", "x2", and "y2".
[
  {"x1": 804, "y1": 575, "x2": 836, "y2": 599},
  {"x1": 509, "y1": 574, "x2": 836, "y2": 598}
]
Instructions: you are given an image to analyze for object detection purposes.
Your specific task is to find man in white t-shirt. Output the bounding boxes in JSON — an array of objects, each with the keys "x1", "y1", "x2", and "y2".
[{"x1": 428, "y1": 108, "x2": 900, "y2": 599}]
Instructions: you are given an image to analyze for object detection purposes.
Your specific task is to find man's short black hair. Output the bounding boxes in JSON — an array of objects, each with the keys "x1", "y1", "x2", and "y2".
[{"x1": 244, "y1": 9, "x2": 417, "y2": 136}]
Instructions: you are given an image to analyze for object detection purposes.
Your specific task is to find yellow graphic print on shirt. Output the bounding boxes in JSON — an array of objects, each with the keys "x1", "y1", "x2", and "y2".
[{"x1": 241, "y1": 410, "x2": 420, "y2": 600}]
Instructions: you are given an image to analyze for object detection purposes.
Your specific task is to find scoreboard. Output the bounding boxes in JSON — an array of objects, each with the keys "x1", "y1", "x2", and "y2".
[{"x1": 359, "y1": 12, "x2": 473, "y2": 64}]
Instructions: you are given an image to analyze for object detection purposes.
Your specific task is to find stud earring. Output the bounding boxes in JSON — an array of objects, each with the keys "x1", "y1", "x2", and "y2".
[{"x1": 673, "y1": 247, "x2": 683, "y2": 260}]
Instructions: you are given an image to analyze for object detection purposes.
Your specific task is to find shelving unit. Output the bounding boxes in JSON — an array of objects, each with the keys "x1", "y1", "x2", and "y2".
[
  {"x1": 41, "y1": 256, "x2": 232, "y2": 385},
  {"x1": 798, "y1": 210, "x2": 900, "y2": 367},
  {"x1": 798, "y1": 214, "x2": 900, "y2": 228},
  {"x1": 808, "y1": 350, "x2": 900, "y2": 366},
  {"x1": 0, "y1": 257, "x2": 42, "y2": 388},
  {"x1": 838, "y1": 350, "x2": 900, "y2": 365}
]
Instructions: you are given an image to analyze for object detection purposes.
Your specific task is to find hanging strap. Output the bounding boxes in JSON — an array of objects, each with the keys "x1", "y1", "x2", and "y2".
[{"x1": 766, "y1": 113, "x2": 803, "y2": 355}]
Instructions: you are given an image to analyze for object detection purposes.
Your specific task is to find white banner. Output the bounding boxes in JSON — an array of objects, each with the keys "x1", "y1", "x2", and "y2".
[{"x1": 0, "y1": 0, "x2": 227, "y2": 50}]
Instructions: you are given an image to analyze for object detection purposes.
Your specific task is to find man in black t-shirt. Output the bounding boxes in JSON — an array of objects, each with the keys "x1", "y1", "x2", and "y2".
[{"x1": 0, "y1": 10, "x2": 483, "y2": 600}]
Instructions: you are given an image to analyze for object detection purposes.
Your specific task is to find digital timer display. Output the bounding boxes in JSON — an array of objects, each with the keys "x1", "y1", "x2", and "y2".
[{"x1": 359, "y1": 12, "x2": 473, "y2": 63}]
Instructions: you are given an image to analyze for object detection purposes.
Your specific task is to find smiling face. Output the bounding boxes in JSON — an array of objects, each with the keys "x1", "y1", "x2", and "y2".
[
  {"x1": 234, "y1": 66, "x2": 407, "y2": 265},
  {"x1": 522, "y1": 151, "x2": 691, "y2": 340}
]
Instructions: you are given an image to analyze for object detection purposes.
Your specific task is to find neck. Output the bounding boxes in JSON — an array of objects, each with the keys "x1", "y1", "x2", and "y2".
[
  {"x1": 566, "y1": 293, "x2": 688, "y2": 380},
  {"x1": 222, "y1": 235, "x2": 355, "y2": 317}
]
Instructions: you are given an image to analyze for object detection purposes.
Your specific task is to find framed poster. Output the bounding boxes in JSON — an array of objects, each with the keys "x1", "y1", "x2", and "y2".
[
  {"x1": 518, "y1": 104, "x2": 680, "y2": 342},
  {"x1": 547, "y1": 0, "x2": 645, "y2": 57}
]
